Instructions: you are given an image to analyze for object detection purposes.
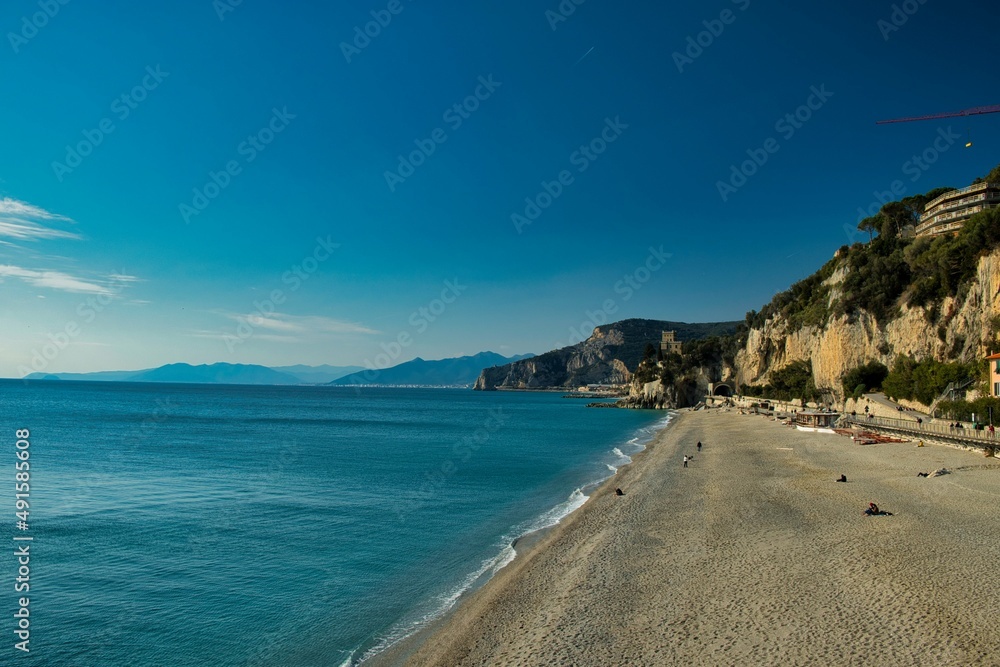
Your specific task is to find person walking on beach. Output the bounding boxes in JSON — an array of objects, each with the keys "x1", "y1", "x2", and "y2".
[
  {"x1": 697, "y1": 441, "x2": 702, "y2": 452},
  {"x1": 683, "y1": 455, "x2": 689, "y2": 468}
]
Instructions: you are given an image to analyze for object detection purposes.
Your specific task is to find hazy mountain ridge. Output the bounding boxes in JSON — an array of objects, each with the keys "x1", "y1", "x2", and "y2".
[
  {"x1": 330, "y1": 352, "x2": 533, "y2": 386},
  {"x1": 24, "y1": 355, "x2": 530, "y2": 386}
]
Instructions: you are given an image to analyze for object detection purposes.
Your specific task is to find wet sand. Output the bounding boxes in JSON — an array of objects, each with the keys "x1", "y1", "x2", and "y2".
[{"x1": 379, "y1": 409, "x2": 1000, "y2": 666}]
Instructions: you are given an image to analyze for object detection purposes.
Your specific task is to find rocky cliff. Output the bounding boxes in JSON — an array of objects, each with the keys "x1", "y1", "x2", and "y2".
[
  {"x1": 474, "y1": 318, "x2": 739, "y2": 390},
  {"x1": 736, "y1": 246, "x2": 1000, "y2": 399}
]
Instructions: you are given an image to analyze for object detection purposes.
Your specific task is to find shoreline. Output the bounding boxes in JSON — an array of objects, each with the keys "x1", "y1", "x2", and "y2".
[
  {"x1": 383, "y1": 408, "x2": 1000, "y2": 666},
  {"x1": 362, "y1": 411, "x2": 675, "y2": 666}
]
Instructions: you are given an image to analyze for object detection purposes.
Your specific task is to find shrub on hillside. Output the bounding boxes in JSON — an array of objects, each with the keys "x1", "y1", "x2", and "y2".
[
  {"x1": 936, "y1": 396, "x2": 1000, "y2": 423},
  {"x1": 842, "y1": 361, "x2": 889, "y2": 398},
  {"x1": 882, "y1": 355, "x2": 980, "y2": 406}
]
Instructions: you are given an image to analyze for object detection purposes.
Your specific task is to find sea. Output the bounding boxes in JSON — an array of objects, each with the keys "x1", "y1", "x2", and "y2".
[{"x1": 0, "y1": 381, "x2": 670, "y2": 666}]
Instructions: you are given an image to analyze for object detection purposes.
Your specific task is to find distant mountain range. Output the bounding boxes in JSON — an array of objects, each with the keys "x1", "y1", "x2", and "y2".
[
  {"x1": 128, "y1": 363, "x2": 303, "y2": 385},
  {"x1": 269, "y1": 364, "x2": 366, "y2": 384},
  {"x1": 328, "y1": 352, "x2": 534, "y2": 386},
  {"x1": 23, "y1": 354, "x2": 531, "y2": 387}
]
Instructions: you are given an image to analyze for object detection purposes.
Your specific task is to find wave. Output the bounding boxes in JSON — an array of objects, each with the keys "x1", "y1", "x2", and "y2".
[
  {"x1": 520, "y1": 487, "x2": 590, "y2": 536},
  {"x1": 358, "y1": 411, "x2": 677, "y2": 665}
]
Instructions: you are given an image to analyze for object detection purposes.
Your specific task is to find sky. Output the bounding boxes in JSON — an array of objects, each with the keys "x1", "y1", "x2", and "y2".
[{"x1": 1, "y1": 0, "x2": 998, "y2": 377}]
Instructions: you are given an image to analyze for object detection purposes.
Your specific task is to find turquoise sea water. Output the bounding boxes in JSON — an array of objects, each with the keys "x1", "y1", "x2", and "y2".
[{"x1": 0, "y1": 381, "x2": 668, "y2": 666}]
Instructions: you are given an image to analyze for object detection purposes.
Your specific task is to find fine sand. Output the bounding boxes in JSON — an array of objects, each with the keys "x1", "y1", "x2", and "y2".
[{"x1": 374, "y1": 409, "x2": 1000, "y2": 667}]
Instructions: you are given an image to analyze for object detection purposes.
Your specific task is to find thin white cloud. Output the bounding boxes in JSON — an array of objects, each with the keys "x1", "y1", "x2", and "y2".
[
  {"x1": 204, "y1": 312, "x2": 380, "y2": 342},
  {"x1": 188, "y1": 330, "x2": 231, "y2": 340},
  {"x1": 297, "y1": 315, "x2": 380, "y2": 335},
  {"x1": 0, "y1": 265, "x2": 114, "y2": 295},
  {"x1": 255, "y1": 334, "x2": 300, "y2": 343},
  {"x1": 231, "y1": 313, "x2": 304, "y2": 333},
  {"x1": 187, "y1": 330, "x2": 298, "y2": 344},
  {"x1": 0, "y1": 198, "x2": 80, "y2": 241}
]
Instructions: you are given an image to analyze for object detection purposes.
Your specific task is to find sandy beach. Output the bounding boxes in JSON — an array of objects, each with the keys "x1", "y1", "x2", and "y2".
[{"x1": 376, "y1": 409, "x2": 1000, "y2": 666}]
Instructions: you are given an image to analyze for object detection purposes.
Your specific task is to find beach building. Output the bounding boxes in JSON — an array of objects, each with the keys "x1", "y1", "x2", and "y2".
[
  {"x1": 794, "y1": 409, "x2": 839, "y2": 433},
  {"x1": 660, "y1": 331, "x2": 682, "y2": 356},
  {"x1": 988, "y1": 352, "x2": 1000, "y2": 397},
  {"x1": 915, "y1": 181, "x2": 1000, "y2": 237}
]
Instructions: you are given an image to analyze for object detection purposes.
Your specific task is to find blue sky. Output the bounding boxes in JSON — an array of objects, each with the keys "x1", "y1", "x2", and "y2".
[{"x1": 1, "y1": 0, "x2": 998, "y2": 376}]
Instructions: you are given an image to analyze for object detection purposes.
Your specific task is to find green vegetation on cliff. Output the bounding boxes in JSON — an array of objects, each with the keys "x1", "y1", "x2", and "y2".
[
  {"x1": 741, "y1": 359, "x2": 822, "y2": 402},
  {"x1": 936, "y1": 396, "x2": 1000, "y2": 423},
  {"x1": 642, "y1": 334, "x2": 745, "y2": 387},
  {"x1": 475, "y1": 318, "x2": 740, "y2": 390},
  {"x1": 841, "y1": 361, "x2": 889, "y2": 399},
  {"x1": 747, "y1": 164, "x2": 1000, "y2": 332},
  {"x1": 881, "y1": 356, "x2": 982, "y2": 405}
]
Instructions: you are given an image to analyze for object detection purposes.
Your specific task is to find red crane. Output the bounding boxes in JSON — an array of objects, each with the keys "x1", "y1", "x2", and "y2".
[{"x1": 876, "y1": 104, "x2": 1000, "y2": 124}]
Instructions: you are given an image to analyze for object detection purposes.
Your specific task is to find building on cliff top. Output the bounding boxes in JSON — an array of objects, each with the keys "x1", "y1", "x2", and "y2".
[
  {"x1": 661, "y1": 331, "x2": 682, "y2": 356},
  {"x1": 988, "y1": 352, "x2": 1000, "y2": 397},
  {"x1": 916, "y1": 181, "x2": 1000, "y2": 237}
]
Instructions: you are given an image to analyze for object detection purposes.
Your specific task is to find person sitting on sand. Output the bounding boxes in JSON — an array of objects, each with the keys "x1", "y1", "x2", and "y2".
[
  {"x1": 864, "y1": 502, "x2": 893, "y2": 516},
  {"x1": 615, "y1": 488, "x2": 624, "y2": 496},
  {"x1": 836, "y1": 474, "x2": 847, "y2": 483}
]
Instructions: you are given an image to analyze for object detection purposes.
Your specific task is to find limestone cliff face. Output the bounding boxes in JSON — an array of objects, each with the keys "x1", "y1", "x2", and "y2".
[
  {"x1": 474, "y1": 318, "x2": 739, "y2": 390},
  {"x1": 621, "y1": 362, "x2": 731, "y2": 409},
  {"x1": 736, "y1": 248, "x2": 1000, "y2": 398},
  {"x1": 474, "y1": 326, "x2": 632, "y2": 390}
]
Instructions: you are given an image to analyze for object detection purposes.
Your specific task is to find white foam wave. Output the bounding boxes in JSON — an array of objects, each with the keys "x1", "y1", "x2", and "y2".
[
  {"x1": 522, "y1": 487, "x2": 589, "y2": 536},
  {"x1": 359, "y1": 412, "x2": 678, "y2": 665},
  {"x1": 356, "y1": 541, "x2": 520, "y2": 664}
]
